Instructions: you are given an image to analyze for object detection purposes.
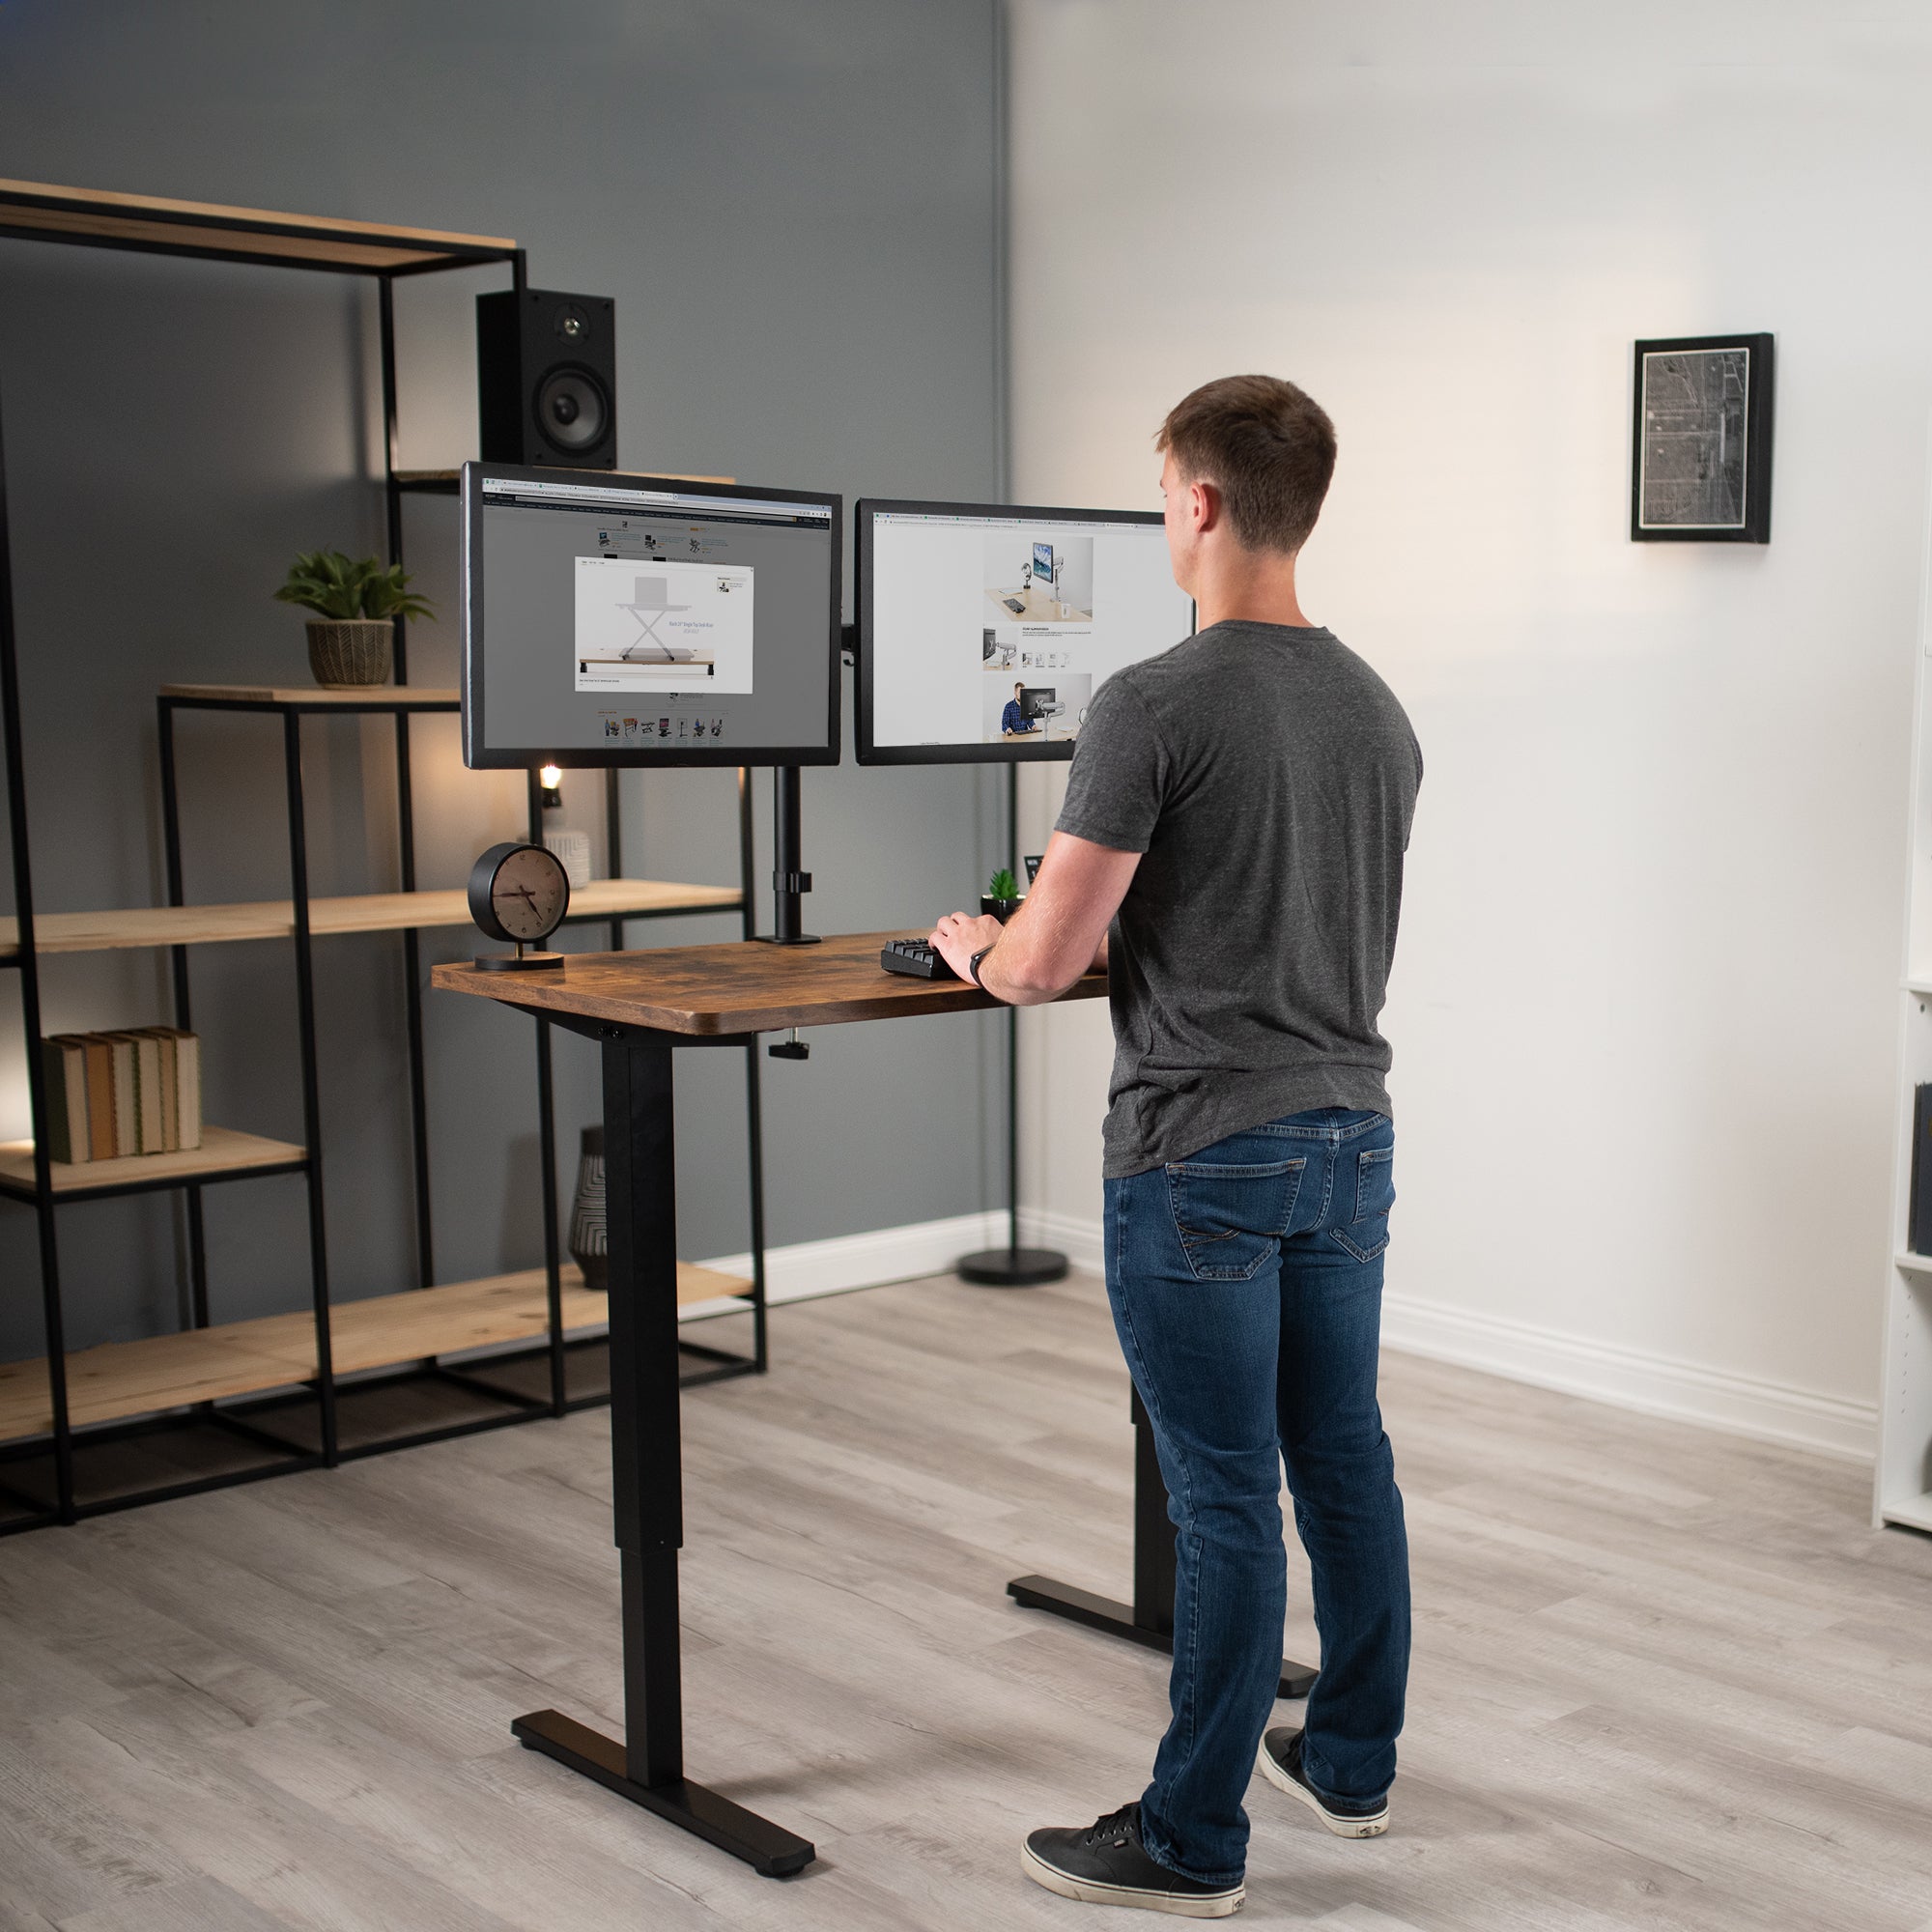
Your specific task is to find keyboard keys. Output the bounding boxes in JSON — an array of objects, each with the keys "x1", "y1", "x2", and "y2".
[{"x1": 879, "y1": 939, "x2": 959, "y2": 980}]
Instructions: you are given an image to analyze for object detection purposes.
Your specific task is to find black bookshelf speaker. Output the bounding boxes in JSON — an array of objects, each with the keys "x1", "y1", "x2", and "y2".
[{"x1": 476, "y1": 288, "x2": 617, "y2": 469}]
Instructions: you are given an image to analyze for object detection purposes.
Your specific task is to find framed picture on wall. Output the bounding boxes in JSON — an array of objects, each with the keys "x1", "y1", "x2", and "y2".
[{"x1": 1631, "y1": 333, "x2": 1775, "y2": 543}]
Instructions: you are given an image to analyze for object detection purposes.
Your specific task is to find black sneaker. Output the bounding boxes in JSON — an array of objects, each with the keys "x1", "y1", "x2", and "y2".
[
  {"x1": 1021, "y1": 1803, "x2": 1244, "y2": 1918},
  {"x1": 1256, "y1": 1727, "x2": 1388, "y2": 1838}
]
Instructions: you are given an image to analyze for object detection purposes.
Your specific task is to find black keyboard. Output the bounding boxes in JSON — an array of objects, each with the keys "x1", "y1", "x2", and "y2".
[{"x1": 880, "y1": 938, "x2": 958, "y2": 980}]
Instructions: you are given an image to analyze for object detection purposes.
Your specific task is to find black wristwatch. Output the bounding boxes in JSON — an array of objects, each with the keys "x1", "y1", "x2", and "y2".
[{"x1": 967, "y1": 945, "x2": 997, "y2": 989}]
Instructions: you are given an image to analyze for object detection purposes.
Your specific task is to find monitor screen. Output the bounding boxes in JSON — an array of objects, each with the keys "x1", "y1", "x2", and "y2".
[
  {"x1": 461, "y1": 462, "x2": 841, "y2": 768},
  {"x1": 855, "y1": 497, "x2": 1193, "y2": 764}
]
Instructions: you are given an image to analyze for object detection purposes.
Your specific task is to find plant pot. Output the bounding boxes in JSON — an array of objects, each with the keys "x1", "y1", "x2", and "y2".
[
  {"x1": 568, "y1": 1124, "x2": 608, "y2": 1292},
  {"x1": 981, "y1": 895, "x2": 1023, "y2": 922},
  {"x1": 305, "y1": 618, "x2": 392, "y2": 688}
]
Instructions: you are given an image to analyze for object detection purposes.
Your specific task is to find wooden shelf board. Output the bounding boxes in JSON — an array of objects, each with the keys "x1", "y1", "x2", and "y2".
[
  {"x1": 392, "y1": 469, "x2": 736, "y2": 488},
  {"x1": 0, "y1": 1126, "x2": 304, "y2": 1200},
  {"x1": 0, "y1": 179, "x2": 514, "y2": 271},
  {"x1": 0, "y1": 877, "x2": 741, "y2": 958},
  {"x1": 1880, "y1": 1491, "x2": 1932, "y2": 1534},
  {"x1": 0, "y1": 1260, "x2": 749, "y2": 1442},
  {"x1": 160, "y1": 683, "x2": 460, "y2": 709}
]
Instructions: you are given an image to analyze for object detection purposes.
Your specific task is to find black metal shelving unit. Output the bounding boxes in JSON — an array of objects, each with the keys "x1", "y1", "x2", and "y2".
[{"x1": 0, "y1": 180, "x2": 768, "y2": 1535}]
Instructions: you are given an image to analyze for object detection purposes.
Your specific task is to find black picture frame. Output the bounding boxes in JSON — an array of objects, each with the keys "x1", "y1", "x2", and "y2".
[{"x1": 1631, "y1": 333, "x2": 1775, "y2": 544}]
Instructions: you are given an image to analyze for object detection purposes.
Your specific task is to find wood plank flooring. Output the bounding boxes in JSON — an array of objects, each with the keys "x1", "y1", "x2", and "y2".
[{"x1": 2, "y1": 1269, "x2": 1929, "y2": 1930}]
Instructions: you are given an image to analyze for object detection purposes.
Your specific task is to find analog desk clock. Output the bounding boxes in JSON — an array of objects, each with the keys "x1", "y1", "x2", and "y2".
[{"x1": 468, "y1": 840, "x2": 570, "y2": 971}]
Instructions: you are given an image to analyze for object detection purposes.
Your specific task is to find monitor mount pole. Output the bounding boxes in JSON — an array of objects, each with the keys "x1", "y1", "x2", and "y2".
[
  {"x1": 757, "y1": 765, "x2": 819, "y2": 948},
  {"x1": 958, "y1": 761, "x2": 1067, "y2": 1288}
]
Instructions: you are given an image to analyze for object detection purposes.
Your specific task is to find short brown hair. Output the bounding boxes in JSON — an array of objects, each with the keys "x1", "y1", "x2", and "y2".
[{"x1": 1156, "y1": 374, "x2": 1336, "y2": 554}]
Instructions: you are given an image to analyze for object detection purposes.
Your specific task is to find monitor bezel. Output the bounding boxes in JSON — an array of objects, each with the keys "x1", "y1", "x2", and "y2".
[
  {"x1": 854, "y1": 495, "x2": 1183, "y2": 767},
  {"x1": 461, "y1": 459, "x2": 844, "y2": 770}
]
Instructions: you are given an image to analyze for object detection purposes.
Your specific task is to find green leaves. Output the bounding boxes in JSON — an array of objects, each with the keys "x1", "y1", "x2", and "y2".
[
  {"x1": 988, "y1": 867, "x2": 1019, "y2": 902},
  {"x1": 274, "y1": 550, "x2": 437, "y2": 623}
]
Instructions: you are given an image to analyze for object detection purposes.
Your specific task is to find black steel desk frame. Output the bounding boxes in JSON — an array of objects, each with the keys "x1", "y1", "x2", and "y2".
[{"x1": 480, "y1": 1002, "x2": 1316, "y2": 1881}]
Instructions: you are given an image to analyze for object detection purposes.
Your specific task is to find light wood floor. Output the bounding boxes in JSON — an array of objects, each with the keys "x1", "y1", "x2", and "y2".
[{"x1": 2, "y1": 1270, "x2": 1930, "y2": 1931}]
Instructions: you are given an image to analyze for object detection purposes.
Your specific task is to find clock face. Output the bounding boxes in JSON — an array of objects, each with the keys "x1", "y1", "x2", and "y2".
[{"x1": 470, "y1": 842, "x2": 570, "y2": 944}]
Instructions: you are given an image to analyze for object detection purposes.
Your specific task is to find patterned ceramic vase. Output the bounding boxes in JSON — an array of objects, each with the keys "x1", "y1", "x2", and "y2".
[
  {"x1": 567, "y1": 1124, "x2": 608, "y2": 1290},
  {"x1": 305, "y1": 618, "x2": 392, "y2": 687}
]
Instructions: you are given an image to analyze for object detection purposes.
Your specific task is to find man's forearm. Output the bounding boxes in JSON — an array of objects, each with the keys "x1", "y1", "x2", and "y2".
[
  {"x1": 977, "y1": 919, "x2": 1105, "y2": 1005},
  {"x1": 927, "y1": 829, "x2": 1137, "y2": 999}
]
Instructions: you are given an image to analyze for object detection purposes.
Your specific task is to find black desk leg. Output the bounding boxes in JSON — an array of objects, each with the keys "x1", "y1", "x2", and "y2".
[
  {"x1": 1009, "y1": 1388, "x2": 1319, "y2": 1701},
  {"x1": 512, "y1": 1027, "x2": 815, "y2": 1880}
]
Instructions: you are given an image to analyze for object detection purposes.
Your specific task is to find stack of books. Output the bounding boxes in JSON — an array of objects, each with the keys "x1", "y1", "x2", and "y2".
[{"x1": 40, "y1": 1029, "x2": 202, "y2": 1164}]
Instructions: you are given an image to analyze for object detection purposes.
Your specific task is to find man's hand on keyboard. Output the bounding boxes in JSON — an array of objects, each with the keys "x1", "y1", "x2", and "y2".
[{"x1": 929, "y1": 909, "x2": 1004, "y2": 982}]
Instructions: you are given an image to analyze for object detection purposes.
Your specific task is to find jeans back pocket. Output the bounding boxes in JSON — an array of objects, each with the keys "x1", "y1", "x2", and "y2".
[
  {"x1": 1333, "y1": 1142, "x2": 1395, "y2": 1263},
  {"x1": 1166, "y1": 1157, "x2": 1306, "y2": 1281}
]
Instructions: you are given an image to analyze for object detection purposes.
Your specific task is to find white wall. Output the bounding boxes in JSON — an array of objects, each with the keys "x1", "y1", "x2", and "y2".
[{"x1": 1006, "y1": 0, "x2": 1932, "y2": 1460}]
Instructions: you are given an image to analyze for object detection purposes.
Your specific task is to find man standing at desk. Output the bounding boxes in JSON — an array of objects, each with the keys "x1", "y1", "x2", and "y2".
[
  {"x1": 932, "y1": 374, "x2": 1421, "y2": 1918},
  {"x1": 1001, "y1": 680, "x2": 1038, "y2": 737}
]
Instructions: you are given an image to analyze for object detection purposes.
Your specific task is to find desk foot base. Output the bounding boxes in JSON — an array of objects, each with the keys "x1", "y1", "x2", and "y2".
[
  {"x1": 1007, "y1": 1577, "x2": 1317, "y2": 1700},
  {"x1": 512, "y1": 1709, "x2": 815, "y2": 1878}
]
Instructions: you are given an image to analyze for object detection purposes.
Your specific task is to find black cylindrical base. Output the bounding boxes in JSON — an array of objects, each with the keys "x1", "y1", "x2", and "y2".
[
  {"x1": 474, "y1": 951, "x2": 565, "y2": 971},
  {"x1": 752, "y1": 931, "x2": 821, "y2": 946},
  {"x1": 956, "y1": 1246, "x2": 1068, "y2": 1288}
]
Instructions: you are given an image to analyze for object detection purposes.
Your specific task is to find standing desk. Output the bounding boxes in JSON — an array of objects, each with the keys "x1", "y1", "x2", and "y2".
[{"x1": 432, "y1": 930, "x2": 1314, "y2": 1877}]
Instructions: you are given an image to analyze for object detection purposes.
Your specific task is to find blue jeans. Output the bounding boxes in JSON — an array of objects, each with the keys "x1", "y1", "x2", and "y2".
[{"x1": 1104, "y1": 1108, "x2": 1410, "y2": 1887}]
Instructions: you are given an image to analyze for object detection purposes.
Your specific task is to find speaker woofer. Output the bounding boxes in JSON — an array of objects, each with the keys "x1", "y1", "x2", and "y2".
[{"x1": 537, "y1": 368, "x2": 610, "y2": 452}]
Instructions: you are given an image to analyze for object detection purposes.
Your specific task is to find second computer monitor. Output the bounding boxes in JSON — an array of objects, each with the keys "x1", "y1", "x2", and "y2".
[{"x1": 855, "y1": 497, "x2": 1194, "y2": 764}]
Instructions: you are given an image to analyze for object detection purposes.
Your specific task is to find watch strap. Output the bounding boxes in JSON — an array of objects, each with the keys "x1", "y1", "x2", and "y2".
[{"x1": 967, "y1": 944, "x2": 997, "y2": 989}]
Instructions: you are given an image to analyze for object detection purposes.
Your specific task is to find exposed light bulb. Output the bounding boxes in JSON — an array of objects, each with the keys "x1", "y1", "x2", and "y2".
[{"x1": 539, "y1": 764, "x2": 562, "y2": 790}]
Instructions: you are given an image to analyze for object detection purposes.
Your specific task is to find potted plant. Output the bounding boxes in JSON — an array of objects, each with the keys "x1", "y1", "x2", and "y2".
[
  {"x1": 981, "y1": 867, "x2": 1024, "y2": 921},
  {"x1": 274, "y1": 549, "x2": 436, "y2": 688}
]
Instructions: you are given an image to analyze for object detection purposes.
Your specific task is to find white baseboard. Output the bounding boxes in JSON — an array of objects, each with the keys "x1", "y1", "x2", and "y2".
[
  {"x1": 680, "y1": 1208, "x2": 1006, "y2": 1319},
  {"x1": 1378, "y1": 1293, "x2": 1876, "y2": 1464},
  {"x1": 1006, "y1": 1211, "x2": 1877, "y2": 1465}
]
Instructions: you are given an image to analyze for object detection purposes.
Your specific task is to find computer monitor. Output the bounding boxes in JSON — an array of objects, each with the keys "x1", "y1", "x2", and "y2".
[
  {"x1": 460, "y1": 461, "x2": 842, "y2": 768},
  {"x1": 854, "y1": 497, "x2": 1193, "y2": 764}
]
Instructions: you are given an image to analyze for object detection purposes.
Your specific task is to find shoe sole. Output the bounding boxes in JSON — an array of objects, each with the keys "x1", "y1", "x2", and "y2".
[
  {"x1": 1020, "y1": 1842, "x2": 1244, "y2": 1917},
  {"x1": 1255, "y1": 1742, "x2": 1389, "y2": 1839}
]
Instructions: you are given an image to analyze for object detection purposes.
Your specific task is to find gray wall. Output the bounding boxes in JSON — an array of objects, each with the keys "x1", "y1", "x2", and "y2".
[{"x1": 0, "y1": 0, "x2": 1010, "y2": 1357}]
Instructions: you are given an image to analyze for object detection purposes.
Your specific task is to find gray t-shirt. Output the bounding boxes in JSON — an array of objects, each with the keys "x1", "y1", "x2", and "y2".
[{"x1": 1055, "y1": 620, "x2": 1421, "y2": 1178}]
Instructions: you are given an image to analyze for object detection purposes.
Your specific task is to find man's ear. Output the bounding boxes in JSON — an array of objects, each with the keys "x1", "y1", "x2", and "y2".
[{"x1": 1191, "y1": 477, "x2": 1222, "y2": 532}]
